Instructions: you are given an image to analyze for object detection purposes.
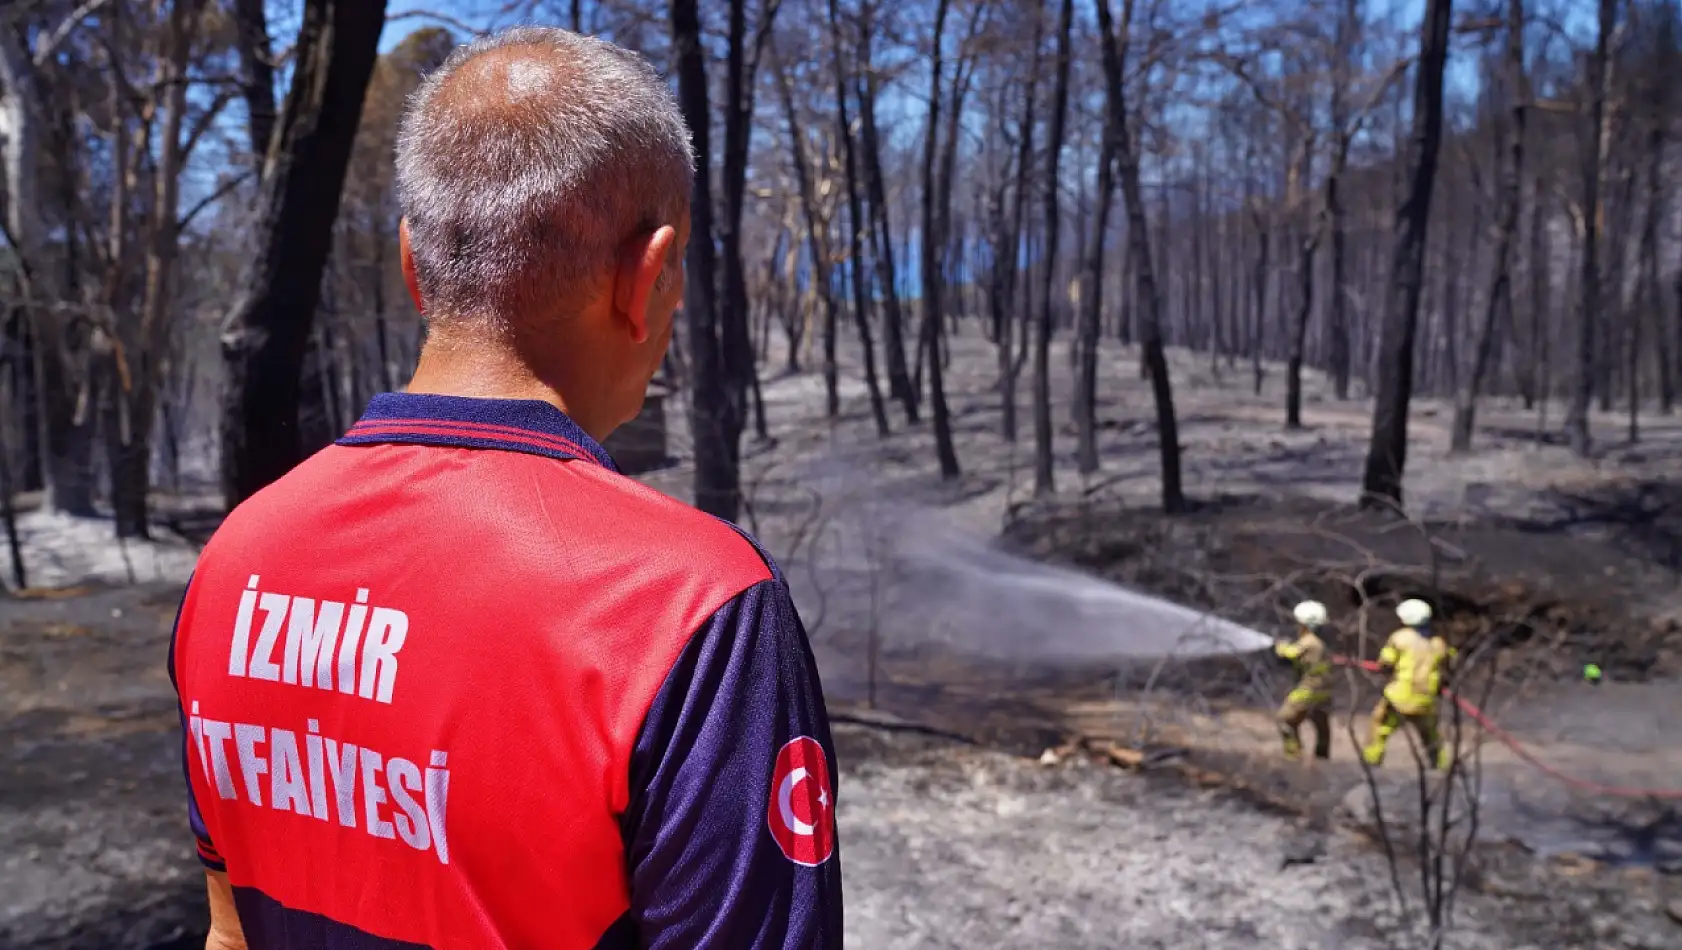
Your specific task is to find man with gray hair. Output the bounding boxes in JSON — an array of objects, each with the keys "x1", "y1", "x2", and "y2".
[{"x1": 171, "y1": 27, "x2": 842, "y2": 950}]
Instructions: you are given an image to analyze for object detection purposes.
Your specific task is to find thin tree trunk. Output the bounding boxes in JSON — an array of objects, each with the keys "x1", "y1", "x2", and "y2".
[
  {"x1": 1247, "y1": 198, "x2": 1269, "y2": 396},
  {"x1": 1674, "y1": 256, "x2": 1682, "y2": 413},
  {"x1": 827, "y1": 0, "x2": 891, "y2": 438},
  {"x1": 1327, "y1": 138, "x2": 1351, "y2": 399},
  {"x1": 1668, "y1": 201, "x2": 1682, "y2": 413},
  {"x1": 1651, "y1": 162, "x2": 1672, "y2": 412},
  {"x1": 1202, "y1": 151, "x2": 1223, "y2": 376},
  {"x1": 1032, "y1": 0, "x2": 1075, "y2": 496},
  {"x1": 0, "y1": 418, "x2": 21, "y2": 588},
  {"x1": 1627, "y1": 280, "x2": 1640, "y2": 442},
  {"x1": 234, "y1": 0, "x2": 278, "y2": 163},
  {"x1": 1284, "y1": 136, "x2": 1321, "y2": 430},
  {"x1": 1524, "y1": 179, "x2": 1547, "y2": 409},
  {"x1": 999, "y1": 26, "x2": 1042, "y2": 443},
  {"x1": 1096, "y1": 0, "x2": 1184, "y2": 513},
  {"x1": 1450, "y1": 0, "x2": 1526, "y2": 453},
  {"x1": 1076, "y1": 4, "x2": 1121, "y2": 473},
  {"x1": 856, "y1": 4, "x2": 916, "y2": 421},
  {"x1": 775, "y1": 61, "x2": 837, "y2": 410},
  {"x1": 1634, "y1": 79, "x2": 1668, "y2": 416},
  {"x1": 1328, "y1": 0, "x2": 1357, "y2": 400},
  {"x1": 920, "y1": 0, "x2": 963, "y2": 478},
  {"x1": 0, "y1": 356, "x2": 22, "y2": 587},
  {"x1": 114, "y1": 0, "x2": 205, "y2": 538},
  {"x1": 1358, "y1": 0, "x2": 1454, "y2": 510},
  {"x1": 672, "y1": 0, "x2": 738, "y2": 517},
  {"x1": 780, "y1": 234, "x2": 806, "y2": 373},
  {"x1": 1564, "y1": 0, "x2": 1614, "y2": 457},
  {"x1": 718, "y1": 0, "x2": 781, "y2": 479},
  {"x1": 10, "y1": 316, "x2": 43, "y2": 492}
]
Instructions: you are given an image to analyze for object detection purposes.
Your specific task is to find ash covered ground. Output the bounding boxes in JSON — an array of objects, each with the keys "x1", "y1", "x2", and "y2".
[
  {"x1": 2, "y1": 586, "x2": 1672, "y2": 950},
  {"x1": 835, "y1": 725, "x2": 1677, "y2": 950},
  {"x1": 6, "y1": 335, "x2": 1682, "y2": 947}
]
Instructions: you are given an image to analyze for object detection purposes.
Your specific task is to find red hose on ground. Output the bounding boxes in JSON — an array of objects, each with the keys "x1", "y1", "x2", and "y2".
[{"x1": 1328, "y1": 654, "x2": 1682, "y2": 800}]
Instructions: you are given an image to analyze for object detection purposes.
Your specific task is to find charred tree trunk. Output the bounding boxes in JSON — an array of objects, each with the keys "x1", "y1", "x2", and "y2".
[
  {"x1": 1284, "y1": 137, "x2": 1321, "y2": 431},
  {"x1": 718, "y1": 0, "x2": 780, "y2": 474},
  {"x1": 919, "y1": 0, "x2": 962, "y2": 478},
  {"x1": 233, "y1": 0, "x2": 278, "y2": 163},
  {"x1": 109, "y1": 0, "x2": 205, "y2": 539},
  {"x1": 780, "y1": 236, "x2": 806, "y2": 374},
  {"x1": 1199, "y1": 149, "x2": 1220, "y2": 375},
  {"x1": 856, "y1": 5, "x2": 916, "y2": 422},
  {"x1": 1358, "y1": 0, "x2": 1453, "y2": 510},
  {"x1": 1637, "y1": 55, "x2": 1670, "y2": 414},
  {"x1": 1327, "y1": 0, "x2": 1357, "y2": 400},
  {"x1": 998, "y1": 25, "x2": 1042, "y2": 444},
  {"x1": 1650, "y1": 151, "x2": 1672, "y2": 414},
  {"x1": 0, "y1": 404, "x2": 23, "y2": 587},
  {"x1": 1450, "y1": 0, "x2": 1526, "y2": 454},
  {"x1": 1247, "y1": 199, "x2": 1269, "y2": 397},
  {"x1": 1327, "y1": 140, "x2": 1351, "y2": 399},
  {"x1": 1032, "y1": 0, "x2": 1075, "y2": 497},
  {"x1": 1076, "y1": 2, "x2": 1122, "y2": 474},
  {"x1": 1096, "y1": 0, "x2": 1184, "y2": 513},
  {"x1": 0, "y1": 26, "x2": 96, "y2": 516},
  {"x1": 220, "y1": 0, "x2": 388, "y2": 509},
  {"x1": 671, "y1": 0, "x2": 737, "y2": 517},
  {"x1": 827, "y1": 0, "x2": 891, "y2": 438},
  {"x1": 776, "y1": 60, "x2": 838, "y2": 414},
  {"x1": 1564, "y1": 0, "x2": 1614, "y2": 457},
  {"x1": 3, "y1": 315, "x2": 43, "y2": 494},
  {"x1": 1524, "y1": 179, "x2": 1548, "y2": 409}
]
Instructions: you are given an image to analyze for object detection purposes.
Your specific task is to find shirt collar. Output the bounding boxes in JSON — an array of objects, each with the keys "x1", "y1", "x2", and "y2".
[{"x1": 338, "y1": 393, "x2": 621, "y2": 473}]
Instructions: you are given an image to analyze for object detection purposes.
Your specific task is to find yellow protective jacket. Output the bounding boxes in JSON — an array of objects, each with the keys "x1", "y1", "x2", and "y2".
[
  {"x1": 1275, "y1": 629, "x2": 1332, "y2": 705},
  {"x1": 1377, "y1": 626, "x2": 1454, "y2": 715}
]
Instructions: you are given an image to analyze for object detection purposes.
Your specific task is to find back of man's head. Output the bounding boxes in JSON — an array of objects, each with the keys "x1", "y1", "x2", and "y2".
[{"x1": 395, "y1": 27, "x2": 693, "y2": 330}]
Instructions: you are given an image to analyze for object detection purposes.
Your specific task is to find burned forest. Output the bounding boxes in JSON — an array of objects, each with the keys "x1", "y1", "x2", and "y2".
[{"x1": 4, "y1": 0, "x2": 1682, "y2": 947}]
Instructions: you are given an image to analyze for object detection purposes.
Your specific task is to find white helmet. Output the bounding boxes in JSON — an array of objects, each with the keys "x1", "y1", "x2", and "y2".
[
  {"x1": 1293, "y1": 600, "x2": 1329, "y2": 629},
  {"x1": 1396, "y1": 599, "x2": 1433, "y2": 627}
]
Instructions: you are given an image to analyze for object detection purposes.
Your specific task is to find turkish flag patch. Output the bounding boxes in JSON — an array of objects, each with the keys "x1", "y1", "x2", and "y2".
[{"x1": 766, "y1": 735, "x2": 836, "y2": 867}]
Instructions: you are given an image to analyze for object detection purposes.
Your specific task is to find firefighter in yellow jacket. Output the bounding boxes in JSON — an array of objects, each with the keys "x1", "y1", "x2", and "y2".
[
  {"x1": 1363, "y1": 598, "x2": 1455, "y2": 770},
  {"x1": 1275, "y1": 600, "x2": 1334, "y2": 761}
]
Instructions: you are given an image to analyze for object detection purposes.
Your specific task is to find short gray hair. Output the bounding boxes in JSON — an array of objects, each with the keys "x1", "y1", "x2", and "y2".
[{"x1": 395, "y1": 27, "x2": 694, "y2": 326}]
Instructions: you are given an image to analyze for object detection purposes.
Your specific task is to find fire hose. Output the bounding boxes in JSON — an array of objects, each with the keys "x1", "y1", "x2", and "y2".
[{"x1": 1328, "y1": 653, "x2": 1682, "y2": 800}]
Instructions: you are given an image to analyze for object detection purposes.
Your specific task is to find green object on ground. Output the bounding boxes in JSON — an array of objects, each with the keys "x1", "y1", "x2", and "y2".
[{"x1": 1583, "y1": 663, "x2": 1602, "y2": 682}]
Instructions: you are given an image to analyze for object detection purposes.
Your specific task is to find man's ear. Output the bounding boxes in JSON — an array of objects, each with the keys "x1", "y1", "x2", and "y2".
[
  {"x1": 614, "y1": 225, "x2": 679, "y2": 344},
  {"x1": 398, "y1": 218, "x2": 424, "y2": 313}
]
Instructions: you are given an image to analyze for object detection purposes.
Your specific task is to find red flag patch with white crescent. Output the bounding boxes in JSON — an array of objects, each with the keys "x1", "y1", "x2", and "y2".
[{"x1": 766, "y1": 735, "x2": 836, "y2": 867}]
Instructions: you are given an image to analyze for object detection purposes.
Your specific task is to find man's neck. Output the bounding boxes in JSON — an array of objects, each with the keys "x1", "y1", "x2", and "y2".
[{"x1": 404, "y1": 331, "x2": 605, "y2": 436}]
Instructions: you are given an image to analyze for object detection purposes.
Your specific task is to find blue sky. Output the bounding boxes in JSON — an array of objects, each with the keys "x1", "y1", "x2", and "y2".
[
  {"x1": 380, "y1": 0, "x2": 506, "y2": 51},
  {"x1": 353, "y1": 0, "x2": 1607, "y2": 290}
]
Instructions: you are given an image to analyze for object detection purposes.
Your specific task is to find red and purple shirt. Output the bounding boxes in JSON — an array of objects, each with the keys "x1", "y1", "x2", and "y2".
[{"x1": 170, "y1": 393, "x2": 842, "y2": 948}]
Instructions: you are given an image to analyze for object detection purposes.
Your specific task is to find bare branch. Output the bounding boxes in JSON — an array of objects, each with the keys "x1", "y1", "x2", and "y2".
[
  {"x1": 179, "y1": 89, "x2": 238, "y2": 170},
  {"x1": 177, "y1": 170, "x2": 255, "y2": 235},
  {"x1": 31, "y1": 0, "x2": 112, "y2": 68},
  {"x1": 387, "y1": 8, "x2": 486, "y2": 37}
]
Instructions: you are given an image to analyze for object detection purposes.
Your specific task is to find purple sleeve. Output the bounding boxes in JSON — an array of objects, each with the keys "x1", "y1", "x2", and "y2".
[
  {"x1": 166, "y1": 577, "x2": 226, "y2": 871},
  {"x1": 623, "y1": 574, "x2": 843, "y2": 949}
]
